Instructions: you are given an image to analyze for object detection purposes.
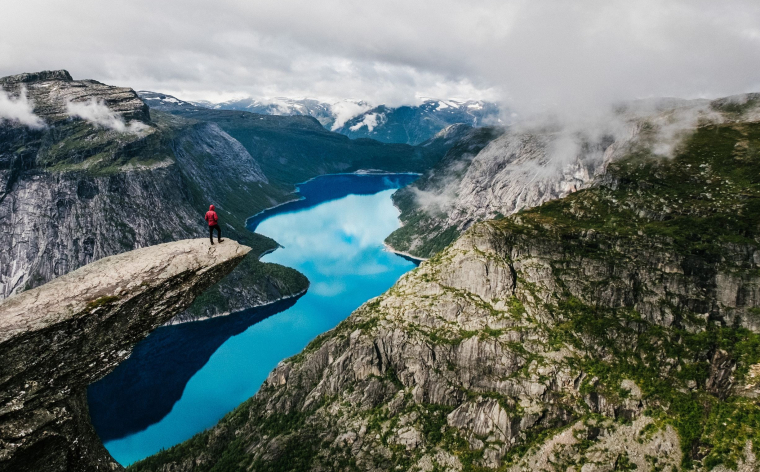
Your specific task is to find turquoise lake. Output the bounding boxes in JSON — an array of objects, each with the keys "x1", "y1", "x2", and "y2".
[{"x1": 87, "y1": 173, "x2": 419, "y2": 466}]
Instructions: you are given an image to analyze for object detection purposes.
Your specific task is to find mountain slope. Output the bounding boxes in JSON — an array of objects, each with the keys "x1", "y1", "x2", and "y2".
[
  {"x1": 201, "y1": 97, "x2": 348, "y2": 129},
  {"x1": 159, "y1": 106, "x2": 448, "y2": 186},
  {"x1": 334, "y1": 100, "x2": 501, "y2": 145},
  {"x1": 386, "y1": 124, "x2": 507, "y2": 257},
  {"x1": 132, "y1": 116, "x2": 760, "y2": 472},
  {"x1": 386, "y1": 95, "x2": 760, "y2": 259},
  {"x1": 0, "y1": 71, "x2": 307, "y2": 317},
  {"x1": 139, "y1": 92, "x2": 370, "y2": 130},
  {"x1": 137, "y1": 91, "x2": 201, "y2": 113}
]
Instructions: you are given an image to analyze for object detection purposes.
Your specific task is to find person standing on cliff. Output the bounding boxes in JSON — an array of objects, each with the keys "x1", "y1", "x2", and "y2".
[{"x1": 205, "y1": 204, "x2": 223, "y2": 244}]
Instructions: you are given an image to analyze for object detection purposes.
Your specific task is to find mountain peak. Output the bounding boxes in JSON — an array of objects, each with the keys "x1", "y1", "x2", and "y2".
[
  {"x1": 1, "y1": 70, "x2": 150, "y2": 125},
  {"x1": 0, "y1": 69, "x2": 73, "y2": 84}
]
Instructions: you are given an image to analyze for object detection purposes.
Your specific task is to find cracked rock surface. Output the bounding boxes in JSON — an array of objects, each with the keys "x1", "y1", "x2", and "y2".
[
  {"x1": 134, "y1": 117, "x2": 760, "y2": 472},
  {"x1": 0, "y1": 70, "x2": 304, "y2": 321},
  {"x1": 0, "y1": 239, "x2": 250, "y2": 472}
]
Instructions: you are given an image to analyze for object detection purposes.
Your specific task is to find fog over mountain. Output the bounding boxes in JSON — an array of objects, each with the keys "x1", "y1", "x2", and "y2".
[
  {"x1": 139, "y1": 90, "x2": 503, "y2": 144},
  {"x1": 2, "y1": 0, "x2": 759, "y2": 117},
  {"x1": 4, "y1": 2, "x2": 760, "y2": 471}
]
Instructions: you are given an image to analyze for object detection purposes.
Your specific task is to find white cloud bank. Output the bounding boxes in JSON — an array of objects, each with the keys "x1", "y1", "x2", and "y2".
[
  {"x1": 330, "y1": 100, "x2": 372, "y2": 130},
  {"x1": 66, "y1": 99, "x2": 148, "y2": 133},
  {"x1": 1, "y1": 0, "x2": 759, "y2": 114},
  {"x1": 349, "y1": 112, "x2": 384, "y2": 132},
  {"x1": 0, "y1": 88, "x2": 45, "y2": 128}
]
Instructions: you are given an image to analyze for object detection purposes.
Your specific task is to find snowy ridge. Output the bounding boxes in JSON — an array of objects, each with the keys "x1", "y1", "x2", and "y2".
[
  {"x1": 138, "y1": 91, "x2": 502, "y2": 145},
  {"x1": 335, "y1": 99, "x2": 502, "y2": 145}
]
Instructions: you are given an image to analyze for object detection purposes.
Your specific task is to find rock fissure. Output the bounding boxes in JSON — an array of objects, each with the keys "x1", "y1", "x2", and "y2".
[
  {"x1": 0, "y1": 239, "x2": 250, "y2": 472},
  {"x1": 133, "y1": 117, "x2": 760, "y2": 472}
]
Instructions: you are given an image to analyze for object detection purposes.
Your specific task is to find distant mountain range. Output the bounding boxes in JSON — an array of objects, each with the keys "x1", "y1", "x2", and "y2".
[
  {"x1": 138, "y1": 91, "x2": 502, "y2": 145},
  {"x1": 193, "y1": 97, "x2": 368, "y2": 130},
  {"x1": 334, "y1": 99, "x2": 502, "y2": 145},
  {"x1": 137, "y1": 91, "x2": 208, "y2": 112}
]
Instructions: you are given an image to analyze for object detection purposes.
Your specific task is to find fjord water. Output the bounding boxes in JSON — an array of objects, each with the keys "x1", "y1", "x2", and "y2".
[{"x1": 88, "y1": 173, "x2": 419, "y2": 466}]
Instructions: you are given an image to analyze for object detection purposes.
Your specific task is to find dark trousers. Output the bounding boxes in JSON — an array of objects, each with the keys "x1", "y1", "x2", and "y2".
[{"x1": 209, "y1": 224, "x2": 221, "y2": 242}]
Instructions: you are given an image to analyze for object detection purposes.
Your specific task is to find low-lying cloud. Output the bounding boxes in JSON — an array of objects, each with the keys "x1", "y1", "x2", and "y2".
[
  {"x1": 330, "y1": 101, "x2": 372, "y2": 130},
  {"x1": 0, "y1": 87, "x2": 45, "y2": 128},
  {"x1": 408, "y1": 93, "x2": 748, "y2": 219},
  {"x1": 409, "y1": 156, "x2": 475, "y2": 214},
  {"x1": 348, "y1": 112, "x2": 384, "y2": 132},
  {"x1": 66, "y1": 99, "x2": 148, "y2": 133}
]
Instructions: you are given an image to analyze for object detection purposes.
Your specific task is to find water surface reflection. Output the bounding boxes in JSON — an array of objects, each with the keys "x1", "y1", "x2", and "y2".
[{"x1": 89, "y1": 173, "x2": 418, "y2": 465}]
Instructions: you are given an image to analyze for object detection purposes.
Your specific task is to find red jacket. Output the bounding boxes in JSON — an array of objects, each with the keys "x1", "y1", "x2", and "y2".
[{"x1": 205, "y1": 205, "x2": 219, "y2": 226}]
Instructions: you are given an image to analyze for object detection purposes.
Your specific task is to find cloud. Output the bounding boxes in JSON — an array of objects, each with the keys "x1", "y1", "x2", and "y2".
[
  {"x1": 349, "y1": 112, "x2": 384, "y2": 132},
  {"x1": 330, "y1": 100, "x2": 371, "y2": 130},
  {"x1": 0, "y1": 87, "x2": 45, "y2": 128},
  {"x1": 1, "y1": 0, "x2": 758, "y2": 111},
  {"x1": 408, "y1": 93, "x2": 739, "y2": 220},
  {"x1": 409, "y1": 156, "x2": 474, "y2": 213},
  {"x1": 66, "y1": 99, "x2": 148, "y2": 133}
]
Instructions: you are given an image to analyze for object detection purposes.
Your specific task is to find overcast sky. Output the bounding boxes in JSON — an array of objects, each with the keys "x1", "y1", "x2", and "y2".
[{"x1": 2, "y1": 0, "x2": 759, "y2": 111}]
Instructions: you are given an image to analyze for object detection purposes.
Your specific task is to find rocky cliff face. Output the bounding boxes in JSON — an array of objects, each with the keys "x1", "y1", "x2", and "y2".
[
  {"x1": 0, "y1": 70, "x2": 307, "y2": 319},
  {"x1": 386, "y1": 125, "x2": 507, "y2": 257},
  {"x1": 0, "y1": 239, "x2": 250, "y2": 472},
  {"x1": 133, "y1": 118, "x2": 760, "y2": 471},
  {"x1": 0, "y1": 70, "x2": 149, "y2": 124},
  {"x1": 386, "y1": 95, "x2": 760, "y2": 259}
]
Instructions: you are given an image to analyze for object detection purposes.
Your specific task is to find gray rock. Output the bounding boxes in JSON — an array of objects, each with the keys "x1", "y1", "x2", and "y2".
[
  {"x1": 0, "y1": 239, "x2": 250, "y2": 472},
  {"x1": 0, "y1": 69, "x2": 149, "y2": 124},
  {"x1": 0, "y1": 70, "x2": 295, "y2": 321}
]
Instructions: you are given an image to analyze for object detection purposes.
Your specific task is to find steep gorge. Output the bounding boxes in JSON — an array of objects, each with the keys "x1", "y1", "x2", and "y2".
[
  {"x1": 0, "y1": 70, "x2": 465, "y2": 322},
  {"x1": 134, "y1": 114, "x2": 760, "y2": 471}
]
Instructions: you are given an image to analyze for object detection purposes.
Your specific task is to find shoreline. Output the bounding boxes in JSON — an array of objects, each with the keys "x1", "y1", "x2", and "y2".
[
  {"x1": 244, "y1": 170, "x2": 421, "y2": 228},
  {"x1": 257, "y1": 246, "x2": 281, "y2": 259},
  {"x1": 244, "y1": 197, "x2": 304, "y2": 228},
  {"x1": 295, "y1": 169, "x2": 422, "y2": 187},
  {"x1": 383, "y1": 242, "x2": 427, "y2": 263},
  {"x1": 163, "y1": 287, "x2": 308, "y2": 326},
  {"x1": 385, "y1": 195, "x2": 429, "y2": 263}
]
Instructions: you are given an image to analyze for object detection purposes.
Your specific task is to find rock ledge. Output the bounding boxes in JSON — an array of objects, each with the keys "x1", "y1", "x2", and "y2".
[{"x1": 0, "y1": 239, "x2": 250, "y2": 472}]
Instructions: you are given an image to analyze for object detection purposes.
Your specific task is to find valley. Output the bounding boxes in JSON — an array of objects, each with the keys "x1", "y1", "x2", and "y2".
[
  {"x1": 0, "y1": 71, "x2": 462, "y2": 322},
  {"x1": 131, "y1": 104, "x2": 760, "y2": 472},
  {"x1": 1, "y1": 68, "x2": 759, "y2": 472},
  {"x1": 88, "y1": 173, "x2": 420, "y2": 465}
]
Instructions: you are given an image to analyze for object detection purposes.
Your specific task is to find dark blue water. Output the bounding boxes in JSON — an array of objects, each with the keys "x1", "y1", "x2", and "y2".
[{"x1": 88, "y1": 173, "x2": 419, "y2": 466}]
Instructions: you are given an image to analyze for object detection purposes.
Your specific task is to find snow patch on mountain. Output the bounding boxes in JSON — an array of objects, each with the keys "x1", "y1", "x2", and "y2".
[{"x1": 336, "y1": 99, "x2": 503, "y2": 145}]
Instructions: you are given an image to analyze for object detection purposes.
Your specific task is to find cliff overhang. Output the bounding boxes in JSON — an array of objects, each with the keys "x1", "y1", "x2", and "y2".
[{"x1": 0, "y1": 239, "x2": 251, "y2": 472}]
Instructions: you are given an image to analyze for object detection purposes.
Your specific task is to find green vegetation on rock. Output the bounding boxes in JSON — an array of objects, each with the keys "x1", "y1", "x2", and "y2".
[
  {"x1": 385, "y1": 127, "x2": 504, "y2": 259},
  {"x1": 132, "y1": 117, "x2": 760, "y2": 471}
]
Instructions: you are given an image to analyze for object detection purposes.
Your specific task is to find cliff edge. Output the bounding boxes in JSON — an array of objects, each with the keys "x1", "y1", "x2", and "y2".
[
  {"x1": 134, "y1": 120, "x2": 760, "y2": 471},
  {"x1": 0, "y1": 239, "x2": 251, "y2": 472}
]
